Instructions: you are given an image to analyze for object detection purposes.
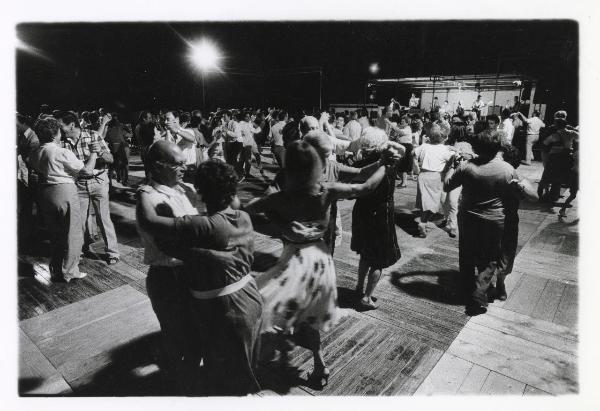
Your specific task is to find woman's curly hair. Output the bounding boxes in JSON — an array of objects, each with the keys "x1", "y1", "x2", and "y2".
[
  {"x1": 34, "y1": 117, "x2": 61, "y2": 144},
  {"x1": 194, "y1": 160, "x2": 239, "y2": 210}
]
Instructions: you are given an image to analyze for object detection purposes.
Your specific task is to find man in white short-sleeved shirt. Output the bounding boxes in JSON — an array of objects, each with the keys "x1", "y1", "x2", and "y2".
[{"x1": 136, "y1": 140, "x2": 200, "y2": 393}]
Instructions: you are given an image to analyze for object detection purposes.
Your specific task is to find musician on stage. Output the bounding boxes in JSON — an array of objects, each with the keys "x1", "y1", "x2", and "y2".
[
  {"x1": 409, "y1": 93, "x2": 420, "y2": 109},
  {"x1": 471, "y1": 95, "x2": 487, "y2": 118}
]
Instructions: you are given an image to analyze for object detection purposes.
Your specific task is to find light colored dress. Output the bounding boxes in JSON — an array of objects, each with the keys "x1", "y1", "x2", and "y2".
[
  {"x1": 253, "y1": 187, "x2": 339, "y2": 334},
  {"x1": 414, "y1": 143, "x2": 454, "y2": 213}
]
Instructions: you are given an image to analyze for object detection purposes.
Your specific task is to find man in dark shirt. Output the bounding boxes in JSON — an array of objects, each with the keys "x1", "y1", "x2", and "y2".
[{"x1": 17, "y1": 113, "x2": 40, "y2": 253}]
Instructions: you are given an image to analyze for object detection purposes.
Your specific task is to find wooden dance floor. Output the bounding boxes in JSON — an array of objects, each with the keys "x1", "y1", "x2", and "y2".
[{"x1": 18, "y1": 149, "x2": 578, "y2": 396}]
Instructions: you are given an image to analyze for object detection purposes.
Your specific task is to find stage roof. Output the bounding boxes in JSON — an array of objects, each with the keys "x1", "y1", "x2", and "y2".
[{"x1": 370, "y1": 73, "x2": 537, "y2": 92}]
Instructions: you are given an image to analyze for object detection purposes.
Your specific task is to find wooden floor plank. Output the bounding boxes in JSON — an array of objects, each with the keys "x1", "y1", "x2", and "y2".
[
  {"x1": 523, "y1": 384, "x2": 552, "y2": 395},
  {"x1": 481, "y1": 305, "x2": 578, "y2": 342},
  {"x1": 502, "y1": 274, "x2": 547, "y2": 316},
  {"x1": 512, "y1": 248, "x2": 578, "y2": 283},
  {"x1": 382, "y1": 344, "x2": 444, "y2": 395},
  {"x1": 18, "y1": 257, "x2": 134, "y2": 321},
  {"x1": 457, "y1": 364, "x2": 490, "y2": 394},
  {"x1": 113, "y1": 242, "x2": 150, "y2": 282},
  {"x1": 448, "y1": 322, "x2": 578, "y2": 394},
  {"x1": 531, "y1": 280, "x2": 567, "y2": 322},
  {"x1": 47, "y1": 301, "x2": 160, "y2": 384},
  {"x1": 19, "y1": 329, "x2": 72, "y2": 395},
  {"x1": 480, "y1": 371, "x2": 526, "y2": 395},
  {"x1": 21, "y1": 285, "x2": 148, "y2": 344},
  {"x1": 310, "y1": 329, "x2": 424, "y2": 395},
  {"x1": 553, "y1": 283, "x2": 578, "y2": 329},
  {"x1": 469, "y1": 308, "x2": 577, "y2": 356},
  {"x1": 414, "y1": 353, "x2": 472, "y2": 395}
]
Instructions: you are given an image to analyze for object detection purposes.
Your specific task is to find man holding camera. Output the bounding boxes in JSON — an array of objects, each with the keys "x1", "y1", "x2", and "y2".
[{"x1": 58, "y1": 111, "x2": 120, "y2": 265}]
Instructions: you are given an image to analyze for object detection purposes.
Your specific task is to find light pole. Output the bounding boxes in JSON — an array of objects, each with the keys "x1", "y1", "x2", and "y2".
[
  {"x1": 188, "y1": 39, "x2": 221, "y2": 110},
  {"x1": 366, "y1": 63, "x2": 380, "y2": 105}
]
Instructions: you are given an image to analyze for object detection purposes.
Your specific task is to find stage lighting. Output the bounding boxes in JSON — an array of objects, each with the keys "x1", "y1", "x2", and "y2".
[
  {"x1": 369, "y1": 63, "x2": 380, "y2": 75},
  {"x1": 189, "y1": 39, "x2": 221, "y2": 72}
]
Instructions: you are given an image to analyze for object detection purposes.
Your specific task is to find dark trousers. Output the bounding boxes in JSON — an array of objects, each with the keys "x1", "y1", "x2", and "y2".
[
  {"x1": 458, "y1": 212, "x2": 504, "y2": 306},
  {"x1": 17, "y1": 179, "x2": 39, "y2": 253},
  {"x1": 191, "y1": 284, "x2": 263, "y2": 395},
  {"x1": 146, "y1": 266, "x2": 202, "y2": 393},
  {"x1": 240, "y1": 145, "x2": 253, "y2": 177},
  {"x1": 109, "y1": 143, "x2": 130, "y2": 185},
  {"x1": 225, "y1": 141, "x2": 243, "y2": 169}
]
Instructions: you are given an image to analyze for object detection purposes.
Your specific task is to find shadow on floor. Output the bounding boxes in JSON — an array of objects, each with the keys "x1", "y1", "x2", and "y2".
[
  {"x1": 256, "y1": 333, "x2": 325, "y2": 394},
  {"x1": 337, "y1": 286, "x2": 359, "y2": 309},
  {"x1": 394, "y1": 208, "x2": 420, "y2": 236},
  {"x1": 71, "y1": 332, "x2": 179, "y2": 396},
  {"x1": 389, "y1": 270, "x2": 464, "y2": 306},
  {"x1": 110, "y1": 213, "x2": 141, "y2": 241}
]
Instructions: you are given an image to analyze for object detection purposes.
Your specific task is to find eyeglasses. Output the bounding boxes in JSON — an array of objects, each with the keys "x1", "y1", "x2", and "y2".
[{"x1": 157, "y1": 161, "x2": 187, "y2": 171}]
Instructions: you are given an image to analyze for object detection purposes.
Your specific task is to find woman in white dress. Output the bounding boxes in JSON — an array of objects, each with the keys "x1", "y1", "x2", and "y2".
[{"x1": 413, "y1": 122, "x2": 455, "y2": 237}]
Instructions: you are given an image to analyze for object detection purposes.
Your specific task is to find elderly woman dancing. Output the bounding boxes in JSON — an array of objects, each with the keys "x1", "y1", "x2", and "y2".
[
  {"x1": 30, "y1": 117, "x2": 100, "y2": 282},
  {"x1": 137, "y1": 159, "x2": 263, "y2": 395},
  {"x1": 413, "y1": 122, "x2": 455, "y2": 237},
  {"x1": 350, "y1": 127, "x2": 403, "y2": 309}
]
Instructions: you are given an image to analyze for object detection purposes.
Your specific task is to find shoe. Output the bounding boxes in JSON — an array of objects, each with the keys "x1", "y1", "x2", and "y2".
[
  {"x1": 307, "y1": 366, "x2": 330, "y2": 389},
  {"x1": 50, "y1": 275, "x2": 67, "y2": 283},
  {"x1": 487, "y1": 285, "x2": 497, "y2": 303},
  {"x1": 442, "y1": 225, "x2": 456, "y2": 238},
  {"x1": 496, "y1": 279, "x2": 507, "y2": 301},
  {"x1": 357, "y1": 298, "x2": 378, "y2": 311},
  {"x1": 417, "y1": 224, "x2": 427, "y2": 238},
  {"x1": 64, "y1": 271, "x2": 88, "y2": 283},
  {"x1": 466, "y1": 302, "x2": 487, "y2": 316},
  {"x1": 107, "y1": 257, "x2": 120, "y2": 265}
]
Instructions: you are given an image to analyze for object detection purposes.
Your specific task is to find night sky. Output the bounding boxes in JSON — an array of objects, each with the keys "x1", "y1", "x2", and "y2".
[{"x1": 16, "y1": 20, "x2": 578, "y2": 118}]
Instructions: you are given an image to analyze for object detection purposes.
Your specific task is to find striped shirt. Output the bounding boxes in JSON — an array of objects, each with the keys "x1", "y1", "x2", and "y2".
[{"x1": 61, "y1": 129, "x2": 110, "y2": 175}]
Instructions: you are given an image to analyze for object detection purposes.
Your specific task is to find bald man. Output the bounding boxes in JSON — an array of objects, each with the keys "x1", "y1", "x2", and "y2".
[
  {"x1": 136, "y1": 140, "x2": 200, "y2": 393},
  {"x1": 299, "y1": 115, "x2": 320, "y2": 136}
]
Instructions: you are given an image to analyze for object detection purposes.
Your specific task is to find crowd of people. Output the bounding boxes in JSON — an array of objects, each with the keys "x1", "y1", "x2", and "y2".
[{"x1": 16, "y1": 96, "x2": 579, "y2": 395}]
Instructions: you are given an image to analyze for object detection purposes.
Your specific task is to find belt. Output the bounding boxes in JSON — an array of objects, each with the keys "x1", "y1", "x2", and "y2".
[
  {"x1": 189, "y1": 274, "x2": 253, "y2": 299},
  {"x1": 283, "y1": 237, "x2": 324, "y2": 245},
  {"x1": 79, "y1": 169, "x2": 107, "y2": 180}
]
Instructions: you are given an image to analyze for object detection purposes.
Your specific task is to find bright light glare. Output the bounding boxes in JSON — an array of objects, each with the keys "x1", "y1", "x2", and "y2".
[
  {"x1": 369, "y1": 63, "x2": 380, "y2": 75},
  {"x1": 16, "y1": 35, "x2": 52, "y2": 62},
  {"x1": 189, "y1": 40, "x2": 221, "y2": 72}
]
